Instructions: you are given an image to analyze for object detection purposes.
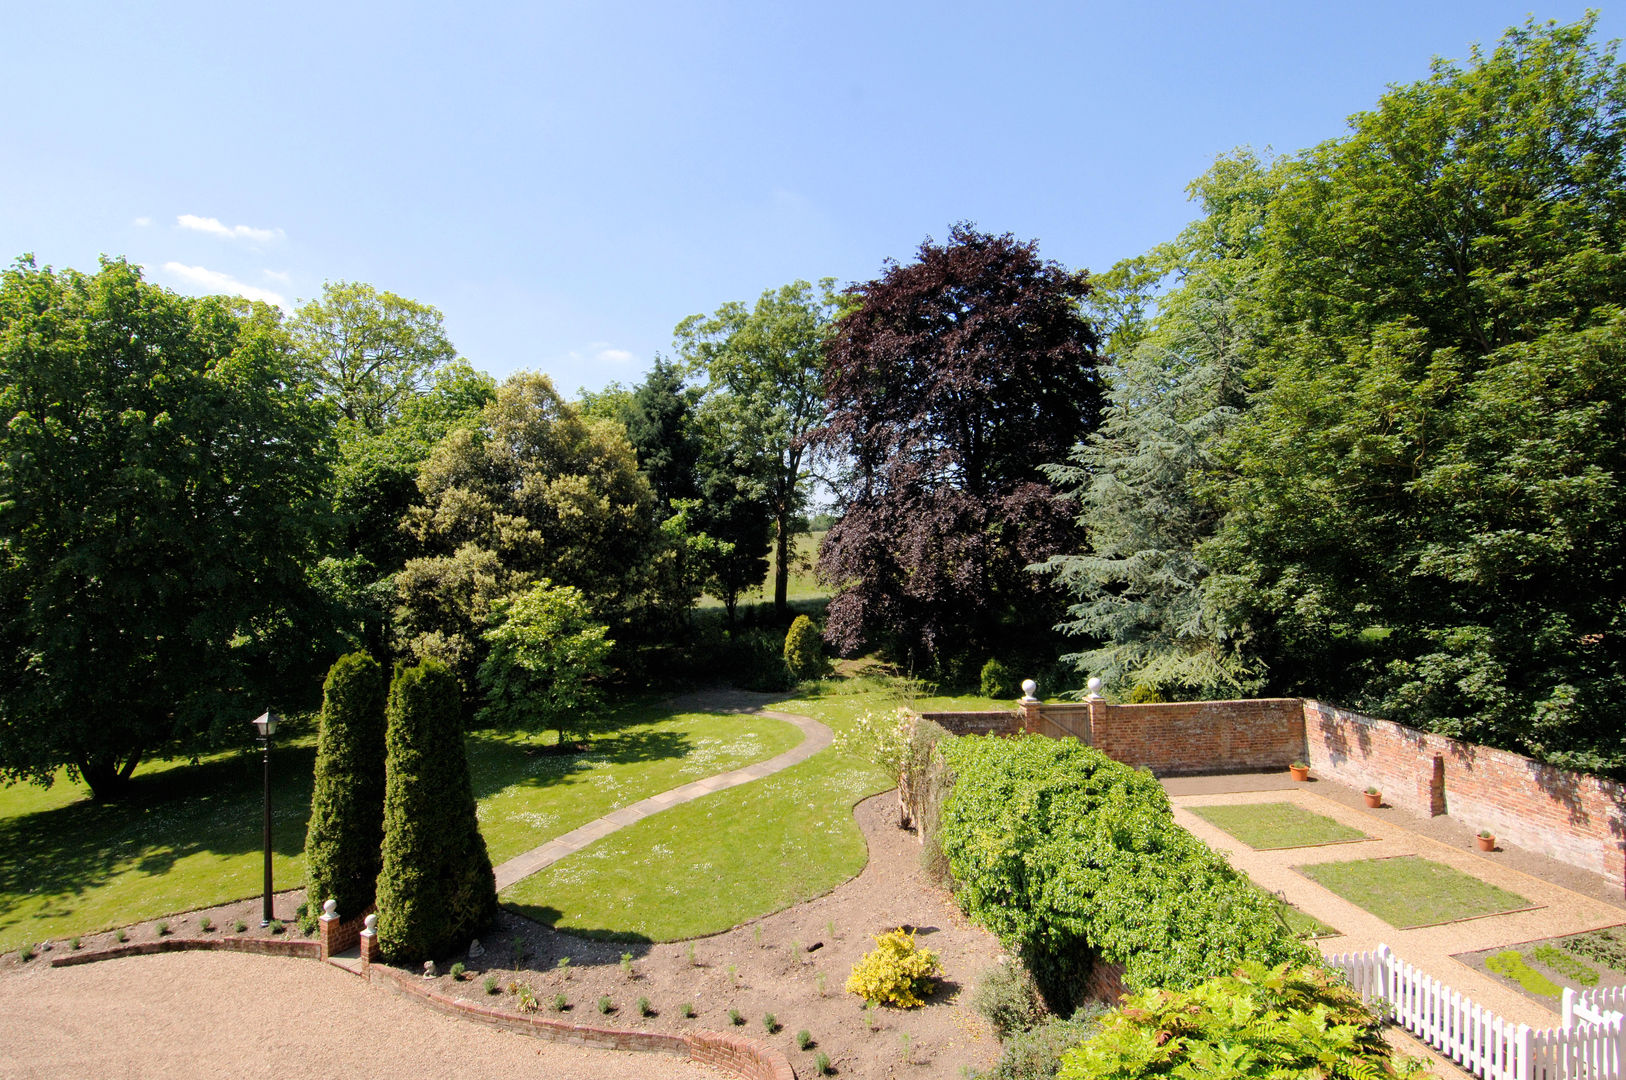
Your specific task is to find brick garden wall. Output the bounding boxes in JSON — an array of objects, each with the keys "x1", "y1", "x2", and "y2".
[
  {"x1": 918, "y1": 710, "x2": 1019, "y2": 737},
  {"x1": 1083, "y1": 698, "x2": 1305, "y2": 775}
]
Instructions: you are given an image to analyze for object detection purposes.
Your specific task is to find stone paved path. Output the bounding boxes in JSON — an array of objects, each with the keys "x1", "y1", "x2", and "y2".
[
  {"x1": 492, "y1": 702, "x2": 831, "y2": 890},
  {"x1": 1165, "y1": 774, "x2": 1626, "y2": 1030}
]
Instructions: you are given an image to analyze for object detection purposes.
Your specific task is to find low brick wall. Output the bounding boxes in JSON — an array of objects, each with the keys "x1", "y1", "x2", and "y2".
[
  {"x1": 318, "y1": 906, "x2": 373, "y2": 960},
  {"x1": 1303, "y1": 699, "x2": 1626, "y2": 888},
  {"x1": 1083, "y1": 698, "x2": 1305, "y2": 775},
  {"x1": 50, "y1": 936, "x2": 320, "y2": 967},
  {"x1": 366, "y1": 964, "x2": 796, "y2": 1079},
  {"x1": 916, "y1": 710, "x2": 1017, "y2": 737}
]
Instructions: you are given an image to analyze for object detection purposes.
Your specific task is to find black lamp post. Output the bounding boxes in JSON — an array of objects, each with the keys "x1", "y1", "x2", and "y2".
[{"x1": 250, "y1": 710, "x2": 281, "y2": 927}]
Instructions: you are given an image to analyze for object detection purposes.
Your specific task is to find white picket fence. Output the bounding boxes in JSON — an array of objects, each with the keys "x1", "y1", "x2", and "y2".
[{"x1": 1326, "y1": 944, "x2": 1626, "y2": 1080}]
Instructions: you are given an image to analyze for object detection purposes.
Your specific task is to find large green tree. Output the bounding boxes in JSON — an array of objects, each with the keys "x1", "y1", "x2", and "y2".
[
  {"x1": 0, "y1": 257, "x2": 334, "y2": 799},
  {"x1": 1207, "y1": 16, "x2": 1626, "y2": 770},
  {"x1": 677, "y1": 280, "x2": 837, "y2": 619}
]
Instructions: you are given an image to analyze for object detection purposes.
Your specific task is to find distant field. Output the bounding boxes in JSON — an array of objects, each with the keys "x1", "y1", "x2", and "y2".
[{"x1": 698, "y1": 529, "x2": 828, "y2": 609}]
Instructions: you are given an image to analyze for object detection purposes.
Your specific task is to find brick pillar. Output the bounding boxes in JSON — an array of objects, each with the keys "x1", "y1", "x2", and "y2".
[
  {"x1": 317, "y1": 898, "x2": 339, "y2": 960},
  {"x1": 1425, "y1": 753, "x2": 1446, "y2": 816},
  {"x1": 359, "y1": 913, "x2": 379, "y2": 967},
  {"x1": 1019, "y1": 679, "x2": 1041, "y2": 734}
]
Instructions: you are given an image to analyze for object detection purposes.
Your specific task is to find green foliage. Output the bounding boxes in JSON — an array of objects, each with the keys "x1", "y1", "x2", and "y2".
[
  {"x1": 1486, "y1": 951, "x2": 1562, "y2": 997},
  {"x1": 723, "y1": 628, "x2": 792, "y2": 691},
  {"x1": 1558, "y1": 928, "x2": 1626, "y2": 972},
  {"x1": 375, "y1": 660, "x2": 497, "y2": 965},
  {"x1": 0, "y1": 257, "x2": 335, "y2": 799},
  {"x1": 303, "y1": 653, "x2": 388, "y2": 925},
  {"x1": 980, "y1": 659, "x2": 1016, "y2": 700},
  {"x1": 1059, "y1": 963, "x2": 1414, "y2": 1080},
  {"x1": 972, "y1": 959, "x2": 1045, "y2": 1040},
  {"x1": 1531, "y1": 945, "x2": 1598, "y2": 986},
  {"x1": 597, "y1": 994, "x2": 613, "y2": 1014},
  {"x1": 476, "y1": 580, "x2": 612, "y2": 744},
  {"x1": 815, "y1": 1051, "x2": 832, "y2": 1075},
  {"x1": 796, "y1": 1030, "x2": 813, "y2": 1050},
  {"x1": 939, "y1": 735, "x2": 1315, "y2": 1011},
  {"x1": 784, "y1": 615, "x2": 832, "y2": 681},
  {"x1": 484, "y1": 974, "x2": 499, "y2": 995},
  {"x1": 984, "y1": 1008, "x2": 1105, "y2": 1080},
  {"x1": 1125, "y1": 684, "x2": 1166, "y2": 704},
  {"x1": 845, "y1": 928, "x2": 943, "y2": 1008}
]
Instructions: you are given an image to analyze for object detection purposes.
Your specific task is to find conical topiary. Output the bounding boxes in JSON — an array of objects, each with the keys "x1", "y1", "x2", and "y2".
[
  {"x1": 783, "y1": 614, "x2": 831, "y2": 681},
  {"x1": 374, "y1": 659, "x2": 497, "y2": 964},
  {"x1": 303, "y1": 652, "x2": 388, "y2": 926}
]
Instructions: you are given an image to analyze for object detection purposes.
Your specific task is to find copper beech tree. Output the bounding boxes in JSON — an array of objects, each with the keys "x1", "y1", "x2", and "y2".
[{"x1": 816, "y1": 225, "x2": 1104, "y2": 672}]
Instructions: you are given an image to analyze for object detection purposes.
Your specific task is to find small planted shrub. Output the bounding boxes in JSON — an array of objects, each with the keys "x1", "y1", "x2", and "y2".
[
  {"x1": 815, "y1": 1051, "x2": 832, "y2": 1075},
  {"x1": 597, "y1": 995, "x2": 613, "y2": 1015},
  {"x1": 1126, "y1": 682, "x2": 1167, "y2": 704},
  {"x1": 796, "y1": 1030, "x2": 813, "y2": 1050},
  {"x1": 513, "y1": 983, "x2": 539, "y2": 1013},
  {"x1": 69, "y1": 937, "x2": 81, "y2": 950},
  {"x1": 815, "y1": 972, "x2": 827, "y2": 996},
  {"x1": 726, "y1": 962, "x2": 738, "y2": 987},
  {"x1": 232, "y1": 921, "x2": 246, "y2": 934},
  {"x1": 637, "y1": 996, "x2": 653, "y2": 1017},
  {"x1": 984, "y1": 1008, "x2": 1105, "y2": 1080},
  {"x1": 681, "y1": 1002, "x2": 695, "y2": 1018},
  {"x1": 980, "y1": 658, "x2": 1015, "y2": 699},
  {"x1": 685, "y1": 941, "x2": 697, "y2": 966},
  {"x1": 972, "y1": 959, "x2": 1044, "y2": 1039},
  {"x1": 784, "y1": 615, "x2": 832, "y2": 681},
  {"x1": 763, "y1": 1012, "x2": 778, "y2": 1034},
  {"x1": 620, "y1": 951, "x2": 635, "y2": 979},
  {"x1": 449, "y1": 961, "x2": 467, "y2": 981},
  {"x1": 484, "y1": 975, "x2": 500, "y2": 995},
  {"x1": 155, "y1": 921, "x2": 170, "y2": 936},
  {"x1": 846, "y1": 929, "x2": 943, "y2": 1008},
  {"x1": 198, "y1": 916, "x2": 212, "y2": 933},
  {"x1": 557, "y1": 956, "x2": 572, "y2": 978},
  {"x1": 18, "y1": 944, "x2": 35, "y2": 962},
  {"x1": 116, "y1": 929, "x2": 129, "y2": 943},
  {"x1": 269, "y1": 920, "x2": 285, "y2": 935},
  {"x1": 729, "y1": 1008, "x2": 743, "y2": 1026},
  {"x1": 864, "y1": 1001, "x2": 879, "y2": 1030},
  {"x1": 553, "y1": 992, "x2": 569, "y2": 1012},
  {"x1": 753, "y1": 925, "x2": 762, "y2": 948},
  {"x1": 898, "y1": 1032, "x2": 913, "y2": 1062}
]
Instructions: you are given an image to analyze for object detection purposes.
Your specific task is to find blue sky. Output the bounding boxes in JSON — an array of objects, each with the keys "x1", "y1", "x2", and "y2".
[{"x1": 3, "y1": 2, "x2": 1619, "y2": 394}]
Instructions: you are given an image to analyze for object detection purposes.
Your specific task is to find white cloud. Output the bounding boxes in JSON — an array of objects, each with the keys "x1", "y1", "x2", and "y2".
[
  {"x1": 262, "y1": 269, "x2": 291, "y2": 283},
  {"x1": 133, "y1": 216, "x2": 152, "y2": 227},
  {"x1": 594, "y1": 346, "x2": 635, "y2": 365},
  {"x1": 176, "y1": 214, "x2": 283, "y2": 244},
  {"x1": 161, "y1": 262, "x2": 288, "y2": 308}
]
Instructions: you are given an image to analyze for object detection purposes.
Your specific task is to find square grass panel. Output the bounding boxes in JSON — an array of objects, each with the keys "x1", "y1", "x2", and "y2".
[
  {"x1": 1298, "y1": 856, "x2": 1535, "y2": 929},
  {"x1": 1270, "y1": 895, "x2": 1339, "y2": 940},
  {"x1": 1190, "y1": 801, "x2": 1367, "y2": 849}
]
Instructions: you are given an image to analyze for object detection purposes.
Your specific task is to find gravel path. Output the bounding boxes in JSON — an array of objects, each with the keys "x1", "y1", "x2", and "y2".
[{"x1": 0, "y1": 950, "x2": 726, "y2": 1080}]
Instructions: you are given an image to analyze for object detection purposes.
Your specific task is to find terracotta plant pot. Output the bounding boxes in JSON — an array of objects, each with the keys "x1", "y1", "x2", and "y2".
[
  {"x1": 1364, "y1": 792, "x2": 1382, "y2": 808},
  {"x1": 1289, "y1": 765, "x2": 1309, "y2": 782},
  {"x1": 1477, "y1": 834, "x2": 1496, "y2": 852}
]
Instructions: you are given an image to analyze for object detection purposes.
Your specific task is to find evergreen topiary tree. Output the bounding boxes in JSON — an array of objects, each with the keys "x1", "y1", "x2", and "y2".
[
  {"x1": 979, "y1": 658, "x2": 1015, "y2": 699},
  {"x1": 375, "y1": 659, "x2": 497, "y2": 964},
  {"x1": 783, "y1": 614, "x2": 831, "y2": 681},
  {"x1": 303, "y1": 653, "x2": 388, "y2": 928}
]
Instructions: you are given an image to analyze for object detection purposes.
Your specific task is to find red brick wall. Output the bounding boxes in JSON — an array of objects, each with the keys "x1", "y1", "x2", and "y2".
[
  {"x1": 51, "y1": 936, "x2": 320, "y2": 967},
  {"x1": 1079, "y1": 698, "x2": 1306, "y2": 775},
  {"x1": 1303, "y1": 699, "x2": 1626, "y2": 888},
  {"x1": 916, "y1": 710, "x2": 1019, "y2": 737}
]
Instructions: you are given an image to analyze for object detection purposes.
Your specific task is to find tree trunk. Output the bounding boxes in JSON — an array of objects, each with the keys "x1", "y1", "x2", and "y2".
[
  {"x1": 79, "y1": 749, "x2": 143, "y2": 801},
  {"x1": 774, "y1": 517, "x2": 791, "y2": 620}
]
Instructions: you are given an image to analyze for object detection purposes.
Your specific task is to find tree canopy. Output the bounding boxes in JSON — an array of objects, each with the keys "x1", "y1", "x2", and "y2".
[
  {"x1": 818, "y1": 225, "x2": 1103, "y2": 668},
  {"x1": 0, "y1": 257, "x2": 334, "y2": 798}
]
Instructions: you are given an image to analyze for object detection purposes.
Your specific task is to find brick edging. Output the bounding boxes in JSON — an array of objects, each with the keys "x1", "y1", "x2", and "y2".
[
  {"x1": 366, "y1": 963, "x2": 796, "y2": 1079},
  {"x1": 49, "y1": 935, "x2": 320, "y2": 967}
]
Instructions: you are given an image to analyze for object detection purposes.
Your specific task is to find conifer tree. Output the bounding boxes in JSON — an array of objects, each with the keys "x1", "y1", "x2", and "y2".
[
  {"x1": 303, "y1": 653, "x2": 388, "y2": 924},
  {"x1": 375, "y1": 659, "x2": 496, "y2": 963}
]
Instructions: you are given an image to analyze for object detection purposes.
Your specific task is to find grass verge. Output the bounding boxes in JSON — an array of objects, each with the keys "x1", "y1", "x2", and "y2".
[
  {"x1": 1190, "y1": 802, "x2": 1367, "y2": 849},
  {"x1": 1297, "y1": 856, "x2": 1533, "y2": 928},
  {"x1": 1270, "y1": 895, "x2": 1338, "y2": 939}
]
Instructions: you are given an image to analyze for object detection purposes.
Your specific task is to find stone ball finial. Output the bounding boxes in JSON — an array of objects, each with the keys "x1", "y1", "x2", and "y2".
[
  {"x1": 1020, "y1": 679, "x2": 1038, "y2": 702},
  {"x1": 362, "y1": 913, "x2": 378, "y2": 933},
  {"x1": 322, "y1": 898, "x2": 338, "y2": 918},
  {"x1": 1086, "y1": 676, "x2": 1103, "y2": 700}
]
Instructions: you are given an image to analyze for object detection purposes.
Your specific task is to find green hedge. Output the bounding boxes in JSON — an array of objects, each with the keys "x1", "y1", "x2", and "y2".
[
  {"x1": 375, "y1": 659, "x2": 498, "y2": 964},
  {"x1": 303, "y1": 652, "x2": 388, "y2": 925},
  {"x1": 938, "y1": 735, "x2": 1316, "y2": 1011}
]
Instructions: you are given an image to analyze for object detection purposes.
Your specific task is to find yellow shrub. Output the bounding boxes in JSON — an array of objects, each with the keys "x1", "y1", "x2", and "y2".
[{"x1": 845, "y1": 929, "x2": 943, "y2": 1008}]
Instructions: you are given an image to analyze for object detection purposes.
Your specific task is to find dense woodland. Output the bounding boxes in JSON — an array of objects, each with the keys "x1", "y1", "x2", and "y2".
[{"x1": 1, "y1": 15, "x2": 1623, "y2": 796}]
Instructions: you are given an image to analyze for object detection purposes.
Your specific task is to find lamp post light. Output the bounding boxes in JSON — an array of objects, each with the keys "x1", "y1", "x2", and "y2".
[{"x1": 250, "y1": 710, "x2": 281, "y2": 927}]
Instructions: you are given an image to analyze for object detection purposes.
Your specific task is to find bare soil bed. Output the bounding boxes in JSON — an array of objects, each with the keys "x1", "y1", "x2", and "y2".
[{"x1": 1, "y1": 791, "x2": 1009, "y2": 1079}]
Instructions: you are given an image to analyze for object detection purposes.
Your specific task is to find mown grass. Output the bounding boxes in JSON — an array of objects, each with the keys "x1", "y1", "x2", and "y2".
[
  {"x1": 1191, "y1": 802, "x2": 1367, "y2": 850},
  {"x1": 1298, "y1": 856, "x2": 1533, "y2": 928},
  {"x1": 0, "y1": 700, "x2": 800, "y2": 953},
  {"x1": 499, "y1": 678, "x2": 1004, "y2": 940},
  {"x1": 1269, "y1": 895, "x2": 1338, "y2": 940}
]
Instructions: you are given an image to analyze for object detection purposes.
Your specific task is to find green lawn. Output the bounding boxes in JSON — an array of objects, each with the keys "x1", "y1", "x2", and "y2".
[
  {"x1": 499, "y1": 679, "x2": 995, "y2": 940},
  {"x1": 1190, "y1": 802, "x2": 1368, "y2": 849},
  {"x1": 0, "y1": 700, "x2": 799, "y2": 954},
  {"x1": 1297, "y1": 856, "x2": 1534, "y2": 928},
  {"x1": 1270, "y1": 895, "x2": 1338, "y2": 940}
]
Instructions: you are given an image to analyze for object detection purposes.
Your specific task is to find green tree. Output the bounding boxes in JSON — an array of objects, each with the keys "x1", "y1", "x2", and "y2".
[
  {"x1": 303, "y1": 653, "x2": 388, "y2": 924},
  {"x1": 677, "y1": 280, "x2": 837, "y2": 619},
  {"x1": 476, "y1": 580, "x2": 613, "y2": 745},
  {"x1": 0, "y1": 257, "x2": 333, "y2": 799},
  {"x1": 375, "y1": 659, "x2": 497, "y2": 964},
  {"x1": 291, "y1": 280, "x2": 458, "y2": 432},
  {"x1": 1036, "y1": 152, "x2": 1278, "y2": 700},
  {"x1": 783, "y1": 614, "x2": 831, "y2": 681},
  {"x1": 1207, "y1": 16, "x2": 1626, "y2": 769}
]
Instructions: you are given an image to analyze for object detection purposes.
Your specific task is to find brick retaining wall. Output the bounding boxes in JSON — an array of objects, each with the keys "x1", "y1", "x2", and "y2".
[
  {"x1": 916, "y1": 710, "x2": 1018, "y2": 737},
  {"x1": 50, "y1": 936, "x2": 320, "y2": 967},
  {"x1": 1084, "y1": 698, "x2": 1305, "y2": 774}
]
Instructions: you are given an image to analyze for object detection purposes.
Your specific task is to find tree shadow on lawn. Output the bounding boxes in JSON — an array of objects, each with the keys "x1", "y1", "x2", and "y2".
[
  {"x1": 0, "y1": 743, "x2": 318, "y2": 924},
  {"x1": 463, "y1": 724, "x2": 693, "y2": 802}
]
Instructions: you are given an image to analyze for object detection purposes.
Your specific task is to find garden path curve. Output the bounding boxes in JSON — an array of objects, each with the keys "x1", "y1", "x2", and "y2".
[{"x1": 492, "y1": 692, "x2": 831, "y2": 890}]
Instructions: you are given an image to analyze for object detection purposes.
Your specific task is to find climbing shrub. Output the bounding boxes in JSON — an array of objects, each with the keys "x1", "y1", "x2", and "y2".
[
  {"x1": 1057, "y1": 963, "x2": 1417, "y2": 1080},
  {"x1": 375, "y1": 659, "x2": 498, "y2": 964},
  {"x1": 980, "y1": 658, "x2": 1016, "y2": 699},
  {"x1": 938, "y1": 735, "x2": 1315, "y2": 1012},
  {"x1": 303, "y1": 653, "x2": 388, "y2": 931},
  {"x1": 783, "y1": 614, "x2": 832, "y2": 681},
  {"x1": 846, "y1": 929, "x2": 943, "y2": 1008}
]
